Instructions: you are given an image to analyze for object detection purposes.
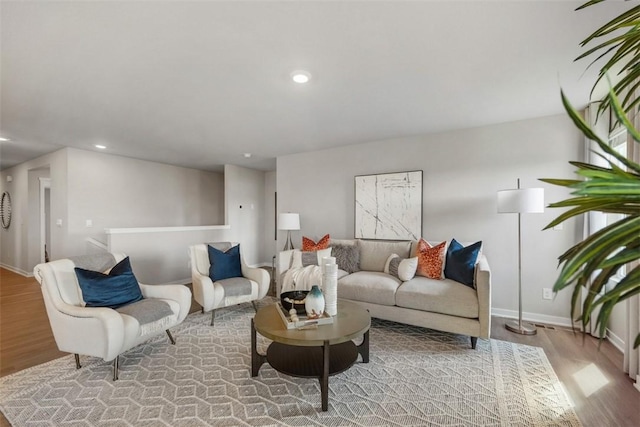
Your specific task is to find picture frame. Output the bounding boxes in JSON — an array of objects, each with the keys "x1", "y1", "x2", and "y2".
[{"x1": 354, "y1": 171, "x2": 422, "y2": 240}]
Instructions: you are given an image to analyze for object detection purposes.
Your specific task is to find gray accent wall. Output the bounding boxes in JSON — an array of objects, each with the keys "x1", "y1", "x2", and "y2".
[{"x1": 276, "y1": 113, "x2": 584, "y2": 323}]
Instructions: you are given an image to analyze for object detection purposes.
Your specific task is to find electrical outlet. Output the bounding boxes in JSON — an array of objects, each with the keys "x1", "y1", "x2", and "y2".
[{"x1": 542, "y1": 288, "x2": 553, "y2": 300}]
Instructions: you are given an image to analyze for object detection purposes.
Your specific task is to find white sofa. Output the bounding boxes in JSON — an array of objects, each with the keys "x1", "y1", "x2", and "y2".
[{"x1": 278, "y1": 239, "x2": 491, "y2": 348}]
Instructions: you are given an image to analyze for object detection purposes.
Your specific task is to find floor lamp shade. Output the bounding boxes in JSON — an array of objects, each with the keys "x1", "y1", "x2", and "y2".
[
  {"x1": 278, "y1": 213, "x2": 300, "y2": 251},
  {"x1": 497, "y1": 188, "x2": 545, "y2": 214},
  {"x1": 497, "y1": 180, "x2": 544, "y2": 335}
]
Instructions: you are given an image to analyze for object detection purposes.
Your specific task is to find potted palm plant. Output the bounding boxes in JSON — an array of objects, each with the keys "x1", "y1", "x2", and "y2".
[{"x1": 542, "y1": 1, "x2": 640, "y2": 346}]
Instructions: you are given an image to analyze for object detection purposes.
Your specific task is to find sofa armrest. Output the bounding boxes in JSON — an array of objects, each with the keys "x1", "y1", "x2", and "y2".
[
  {"x1": 139, "y1": 283, "x2": 192, "y2": 323},
  {"x1": 241, "y1": 263, "x2": 270, "y2": 298},
  {"x1": 475, "y1": 254, "x2": 492, "y2": 339},
  {"x1": 278, "y1": 250, "x2": 294, "y2": 274}
]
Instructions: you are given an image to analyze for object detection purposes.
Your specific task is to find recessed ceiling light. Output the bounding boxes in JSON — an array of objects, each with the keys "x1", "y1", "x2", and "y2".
[
  {"x1": 243, "y1": 153, "x2": 252, "y2": 158},
  {"x1": 291, "y1": 70, "x2": 311, "y2": 84},
  {"x1": 0, "y1": 137, "x2": 10, "y2": 142},
  {"x1": 94, "y1": 144, "x2": 107, "y2": 149}
]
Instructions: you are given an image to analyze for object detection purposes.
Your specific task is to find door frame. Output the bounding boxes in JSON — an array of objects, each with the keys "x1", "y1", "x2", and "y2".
[{"x1": 39, "y1": 177, "x2": 51, "y2": 263}]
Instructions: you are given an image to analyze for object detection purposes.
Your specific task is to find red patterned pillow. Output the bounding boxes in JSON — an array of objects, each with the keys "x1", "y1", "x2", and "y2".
[
  {"x1": 415, "y1": 239, "x2": 446, "y2": 279},
  {"x1": 302, "y1": 234, "x2": 330, "y2": 251}
]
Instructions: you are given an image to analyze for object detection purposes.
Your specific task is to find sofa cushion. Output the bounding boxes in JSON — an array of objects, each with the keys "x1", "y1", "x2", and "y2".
[
  {"x1": 383, "y1": 254, "x2": 418, "y2": 281},
  {"x1": 396, "y1": 276, "x2": 479, "y2": 318},
  {"x1": 444, "y1": 239, "x2": 482, "y2": 288},
  {"x1": 75, "y1": 257, "x2": 143, "y2": 309},
  {"x1": 358, "y1": 240, "x2": 412, "y2": 272},
  {"x1": 290, "y1": 248, "x2": 332, "y2": 268},
  {"x1": 302, "y1": 234, "x2": 330, "y2": 251},
  {"x1": 415, "y1": 239, "x2": 446, "y2": 279},
  {"x1": 208, "y1": 244, "x2": 242, "y2": 281},
  {"x1": 330, "y1": 243, "x2": 360, "y2": 273},
  {"x1": 338, "y1": 271, "x2": 401, "y2": 306},
  {"x1": 330, "y1": 238, "x2": 358, "y2": 247}
]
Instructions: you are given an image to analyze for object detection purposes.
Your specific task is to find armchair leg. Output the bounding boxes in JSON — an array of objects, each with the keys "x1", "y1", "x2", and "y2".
[
  {"x1": 252, "y1": 300, "x2": 258, "y2": 313},
  {"x1": 113, "y1": 356, "x2": 119, "y2": 381},
  {"x1": 74, "y1": 354, "x2": 81, "y2": 369},
  {"x1": 470, "y1": 336, "x2": 478, "y2": 349},
  {"x1": 166, "y1": 329, "x2": 176, "y2": 345},
  {"x1": 210, "y1": 310, "x2": 215, "y2": 326}
]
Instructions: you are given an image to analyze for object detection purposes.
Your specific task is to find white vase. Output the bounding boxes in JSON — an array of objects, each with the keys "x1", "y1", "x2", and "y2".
[
  {"x1": 305, "y1": 285, "x2": 325, "y2": 319},
  {"x1": 323, "y1": 263, "x2": 338, "y2": 316}
]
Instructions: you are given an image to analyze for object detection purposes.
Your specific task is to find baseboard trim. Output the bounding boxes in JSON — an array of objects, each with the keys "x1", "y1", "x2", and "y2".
[
  {"x1": 606, "y1": 328, "x2": 625, "y2": 353},
  {"x1": 0, "y1": 263, "x2": 33, "y2": 277},
  {"x1": 492, "y1": 308, "x2": 574, "y2": 328}
]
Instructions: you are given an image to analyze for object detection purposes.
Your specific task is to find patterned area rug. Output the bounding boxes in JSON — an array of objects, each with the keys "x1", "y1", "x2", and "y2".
[{"x1": 0, "y1": 302, "x2": 580, "y2": 426}]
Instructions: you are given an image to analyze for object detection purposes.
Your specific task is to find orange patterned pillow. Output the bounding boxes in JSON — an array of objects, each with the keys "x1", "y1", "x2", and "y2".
[
  {"x1": 302, "y1": 234, "x2": 330, "y2": 251},
  {"x1": 415, "y1": 238, "x2": 446, "y2": 279}
]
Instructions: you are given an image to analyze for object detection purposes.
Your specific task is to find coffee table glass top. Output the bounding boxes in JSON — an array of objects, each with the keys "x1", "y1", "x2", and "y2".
[{"x1": 254, "y1": 299, "x2": 370, "y2": 347}]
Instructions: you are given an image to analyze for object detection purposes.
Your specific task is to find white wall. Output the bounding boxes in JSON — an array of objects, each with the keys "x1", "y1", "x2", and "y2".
[
  {"x1": 1, "y1": 147, "x2": 225, "y2": 275},
  {"x1": 107, "y1": 226, "x2": 232, "y2": 284},
  {"x1": 0, "y1": 149, "x2": 68, "y2": 275},
  {"x1": 64, "y1": 148, "x2": 224, "y2": 256},
  {"x1": 277, "y1": 113, "x2": 583, "y2": 324},
  {"x1": 27, "y1": 168, "x2": 50, "y2": 269},
  {"x1": 224, "y1": 164, "x2": 267, "y2": 266}
]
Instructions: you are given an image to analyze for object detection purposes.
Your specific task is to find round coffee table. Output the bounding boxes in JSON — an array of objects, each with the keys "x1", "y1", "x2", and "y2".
[{"x1": 251, "y1": 299, "x2": 370, "y2": 411}]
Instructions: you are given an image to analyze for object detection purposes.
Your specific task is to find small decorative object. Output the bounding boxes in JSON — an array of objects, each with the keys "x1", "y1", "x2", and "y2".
[
  {"x1": 322, "y1": 257, "x2": 338, "y2": 316},
  {"x1": 1, "y1": 191, "x2": 11, "y2": 229},
  {"x1": 280, "y1": 290, "x2": 308, "y2": 314},
  {"x1": 276, "y1": 301, "x2": 334, "y2": 329},
  {"x1": 305, "y1": 285, "x2": 325, "y2": 319}
]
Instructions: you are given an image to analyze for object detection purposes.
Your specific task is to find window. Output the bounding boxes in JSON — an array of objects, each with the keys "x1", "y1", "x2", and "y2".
[{"x1": 605, "y1": 127, "x2": 628, "y2": 280}]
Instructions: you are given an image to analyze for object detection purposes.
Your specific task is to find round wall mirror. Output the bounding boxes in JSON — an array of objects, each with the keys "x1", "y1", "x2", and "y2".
[{"x1": 1, "y1": 191, "x2": 12, "y2": 229}]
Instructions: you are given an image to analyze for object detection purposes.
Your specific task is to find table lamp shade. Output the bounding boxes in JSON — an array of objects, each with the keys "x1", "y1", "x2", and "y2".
[
  {"x1": 497, "y1": 188, "x2": 544, "y2": 214},
  {"x1": 278, "y1": 213, "x2": 300, "y2": 231}
]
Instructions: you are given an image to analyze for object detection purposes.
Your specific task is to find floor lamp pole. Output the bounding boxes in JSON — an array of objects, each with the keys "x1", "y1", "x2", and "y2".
[{"x1": 505, "y1": 198, "x2": 537, "y2": 335}]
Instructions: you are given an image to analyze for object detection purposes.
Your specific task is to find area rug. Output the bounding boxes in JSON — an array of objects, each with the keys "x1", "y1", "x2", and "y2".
[{"x1": 0, "y1": 302, "x2": 581, "y2": 426}]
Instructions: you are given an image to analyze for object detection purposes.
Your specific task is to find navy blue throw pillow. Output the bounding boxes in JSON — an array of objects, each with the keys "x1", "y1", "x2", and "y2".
[
  {"x1": 75, "y1": 256, "x2": 143, "y2": 309},
  {"x1": 208, "y1": 244, "x2": 243, "y2": 281},
  {"x1": 444, "y1": 239, "x2": 482, "y2": 288}
]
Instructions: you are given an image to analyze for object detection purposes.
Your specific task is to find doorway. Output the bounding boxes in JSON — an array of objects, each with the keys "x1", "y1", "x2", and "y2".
[{"x1": 40, "y1": 177, "x2": 51, "y2": 263}]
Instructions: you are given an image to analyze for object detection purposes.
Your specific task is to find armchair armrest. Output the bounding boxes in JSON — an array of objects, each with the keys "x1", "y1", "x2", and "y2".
[
  {"x1": 40, "y1": 284, "x2": 125, "y2": 361},
  {"x1": 241, "y1": 263, "x2": 270, "y2": 299},
  {"x1": 139, "y1": 283, "x2": 192, "y2": 323},
  {"x1": 475, "y1": 254, "x2": 492, "y2": 339}
]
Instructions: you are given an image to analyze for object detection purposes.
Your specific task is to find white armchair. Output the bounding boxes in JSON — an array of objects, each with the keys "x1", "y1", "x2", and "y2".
[
  {"x1": 189, "y1": 243, "x2": 269, "y2": 325},
  {"x1": 33, "y1": 252, "x2": 192, "y2": 380}
]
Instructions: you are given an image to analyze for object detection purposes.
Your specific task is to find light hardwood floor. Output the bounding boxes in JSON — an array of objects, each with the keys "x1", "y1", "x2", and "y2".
[{"x1": 1, "y1": 267, "x2": 639, "y2": 426}]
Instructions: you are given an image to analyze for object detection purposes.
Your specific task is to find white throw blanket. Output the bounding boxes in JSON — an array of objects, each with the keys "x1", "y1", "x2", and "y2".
[{"x1": 280, "y1": 265, "x2": 324, "y2": 294}]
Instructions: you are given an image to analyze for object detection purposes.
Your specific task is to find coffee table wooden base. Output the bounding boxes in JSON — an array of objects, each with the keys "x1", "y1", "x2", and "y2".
[{"x1": 251, "y1": 318, "x2": 370, "y2": 411}]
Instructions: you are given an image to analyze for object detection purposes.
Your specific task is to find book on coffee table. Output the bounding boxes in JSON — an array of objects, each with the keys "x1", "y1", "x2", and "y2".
[{"x1": 276, "y1": 302, "x2": 334, "y2": 330}]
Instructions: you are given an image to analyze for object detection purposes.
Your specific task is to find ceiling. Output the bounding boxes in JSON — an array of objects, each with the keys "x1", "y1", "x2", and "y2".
[{"x1": 0, "y1": 1, "x2": 628, "y2": 172}]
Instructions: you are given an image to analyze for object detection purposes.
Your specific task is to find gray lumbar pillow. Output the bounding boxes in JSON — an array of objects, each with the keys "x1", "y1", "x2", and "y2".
[{"x1": 330, "y1": 244, "x2": 360, "y2": 274}]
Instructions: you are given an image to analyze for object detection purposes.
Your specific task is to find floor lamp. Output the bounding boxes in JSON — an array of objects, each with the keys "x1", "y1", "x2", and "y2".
[
  {"x1": 278, "y1": 213, "x2": 300, "y2": 251},
  {"x1": 497, "y1": 179, "x2": 544, "y2": 335}
]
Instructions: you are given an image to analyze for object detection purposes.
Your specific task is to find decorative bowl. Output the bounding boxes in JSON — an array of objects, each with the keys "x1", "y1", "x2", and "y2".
[{"x1": 280, "y1": 290, "x2": 309, "y2": 315}]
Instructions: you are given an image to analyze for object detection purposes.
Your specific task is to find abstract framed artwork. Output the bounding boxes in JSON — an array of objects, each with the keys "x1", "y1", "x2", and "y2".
[{"x1": 354, "y1": 170, "x2": 422, "y2": 240}]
